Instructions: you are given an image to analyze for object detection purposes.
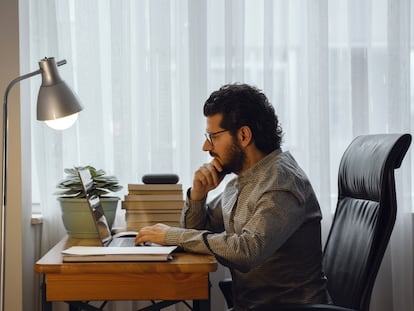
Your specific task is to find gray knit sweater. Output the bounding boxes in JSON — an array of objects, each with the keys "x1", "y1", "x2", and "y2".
[{"x1": 165, "y1": 149, "x2": 331, "y2": 310}]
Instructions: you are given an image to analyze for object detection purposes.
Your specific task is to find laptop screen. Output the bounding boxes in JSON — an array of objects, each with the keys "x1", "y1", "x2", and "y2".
[{"x1": 77, "y1": 168, "x2": 112, "y2": 245}]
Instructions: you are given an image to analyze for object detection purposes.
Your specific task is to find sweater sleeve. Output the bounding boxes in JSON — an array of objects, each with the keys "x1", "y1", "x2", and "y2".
[
  {"x1": 165, "y1": 189, "x2": 307, "y2": 273},
  {"x1": 164, "y1": 189, "x2": 225, "y2": 254}
]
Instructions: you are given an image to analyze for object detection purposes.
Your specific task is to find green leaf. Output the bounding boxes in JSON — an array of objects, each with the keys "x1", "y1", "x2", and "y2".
[{"x1": 55, "y1": 165, "x2": 123, "y2": 200}]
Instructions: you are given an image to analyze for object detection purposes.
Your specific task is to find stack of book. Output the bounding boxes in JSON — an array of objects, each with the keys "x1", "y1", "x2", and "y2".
[{"x1": 122, "y1": 183, "x2": 184, "y2": 231}]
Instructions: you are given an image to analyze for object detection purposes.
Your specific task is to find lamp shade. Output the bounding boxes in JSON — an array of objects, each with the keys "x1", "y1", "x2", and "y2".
[{"x1": 36, "y1": 57, "x2": 83, "y2": 123}]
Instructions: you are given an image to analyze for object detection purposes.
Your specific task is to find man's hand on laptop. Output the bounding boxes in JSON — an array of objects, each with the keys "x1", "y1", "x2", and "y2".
[{"x1": 135, "y1": 223, "x2": 169, "y2": 246}]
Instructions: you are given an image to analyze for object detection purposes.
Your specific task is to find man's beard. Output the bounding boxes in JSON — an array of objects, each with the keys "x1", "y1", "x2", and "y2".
[{"x1": 210, "y1": 139, "x2": 246, "y2": 175}]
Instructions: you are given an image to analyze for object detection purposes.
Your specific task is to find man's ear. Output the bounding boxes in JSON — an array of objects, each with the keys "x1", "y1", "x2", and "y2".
[{"x1": 238, "y1": 126, "x2": 252, "y2": 147}]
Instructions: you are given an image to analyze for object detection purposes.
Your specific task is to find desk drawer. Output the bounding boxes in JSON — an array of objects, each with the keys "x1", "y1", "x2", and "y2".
[{"x1": 45, "y1": 272, "x2": 209, "y2": 301}]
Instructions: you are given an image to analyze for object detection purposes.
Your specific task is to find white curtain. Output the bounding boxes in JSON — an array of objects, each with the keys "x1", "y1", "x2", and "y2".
[{"x1": 21, "y1": 0, "x2": 413, "y2": 310}]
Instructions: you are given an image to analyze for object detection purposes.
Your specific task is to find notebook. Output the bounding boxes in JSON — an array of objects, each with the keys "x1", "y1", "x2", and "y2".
[
  {"x1": 61, "y1": 245, "x2": 177, "y2": 262},
  {"x1": 77, "y1": 167, "x2": 137, "y2": 247}
]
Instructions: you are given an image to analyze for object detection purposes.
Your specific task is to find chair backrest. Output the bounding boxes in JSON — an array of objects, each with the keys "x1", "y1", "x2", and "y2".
[{"x1": 322, "y1": 133, "x2": 411, "y2": 311}]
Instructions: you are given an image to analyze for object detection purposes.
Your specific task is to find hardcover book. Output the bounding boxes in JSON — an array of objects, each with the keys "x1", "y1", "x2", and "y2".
[{"x1": 62, "y1": 246, "x2": 177, "y2": 262}]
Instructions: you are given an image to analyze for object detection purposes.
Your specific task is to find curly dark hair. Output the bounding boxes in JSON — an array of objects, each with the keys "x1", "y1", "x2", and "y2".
[{"x1": 203, "y1": 83, "x2": 283, "y2": 153}]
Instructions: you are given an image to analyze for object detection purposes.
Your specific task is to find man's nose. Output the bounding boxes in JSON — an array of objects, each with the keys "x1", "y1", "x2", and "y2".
[{"x1": 202, "y1": 140, "x2": 212, "y2": 151}]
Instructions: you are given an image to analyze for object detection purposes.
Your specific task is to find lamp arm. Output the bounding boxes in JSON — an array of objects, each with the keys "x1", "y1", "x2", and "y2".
[{"x1": 0, "y1": 59, "x2": 66, "y2": 310}]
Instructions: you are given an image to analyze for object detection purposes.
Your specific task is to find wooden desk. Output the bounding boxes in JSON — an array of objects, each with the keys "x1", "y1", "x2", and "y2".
[{"x1": 35, "y1": 236, "x2": 218, "y2": 311}]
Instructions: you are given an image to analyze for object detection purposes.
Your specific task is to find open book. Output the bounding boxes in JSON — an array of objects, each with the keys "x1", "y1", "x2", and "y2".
[{"x1": 62, "y1": 246, "x2": 177, "y2": 262}]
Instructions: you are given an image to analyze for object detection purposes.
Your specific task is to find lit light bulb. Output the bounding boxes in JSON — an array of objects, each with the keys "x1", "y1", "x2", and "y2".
[{"x1": 45, "y1": 112, "x2": 79, "y2": 130}]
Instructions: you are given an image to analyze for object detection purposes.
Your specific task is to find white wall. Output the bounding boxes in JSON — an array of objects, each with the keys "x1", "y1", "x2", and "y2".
[
  {"x1": 0, "y1": 0, "x2": 33, "y2": 310},
  {"x1": 0, "y1": 0, "x2": 23, "y2": 309}
]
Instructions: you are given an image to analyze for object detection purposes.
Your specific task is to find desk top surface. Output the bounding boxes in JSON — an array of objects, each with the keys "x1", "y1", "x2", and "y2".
[{"x1": 35, "y1": 236, "x2": 218, "y2": 274}]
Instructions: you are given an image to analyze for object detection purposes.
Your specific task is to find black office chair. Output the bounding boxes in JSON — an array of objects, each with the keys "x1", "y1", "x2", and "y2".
[{"x1": 219, "y1": 133, "x2": 412, "y2": 311}]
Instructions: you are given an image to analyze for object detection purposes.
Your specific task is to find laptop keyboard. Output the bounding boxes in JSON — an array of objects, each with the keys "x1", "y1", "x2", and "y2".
[{"x1": 109, "y1": 237, "x2": 136, "y2": 247}]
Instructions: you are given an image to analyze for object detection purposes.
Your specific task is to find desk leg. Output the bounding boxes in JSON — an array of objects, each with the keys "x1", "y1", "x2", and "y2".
[
  {"x1": 193, "y1": 300, "x2": 210, "y2": 311},
  {"x1": 41, "y1": 275, "x2": 52, "y2": 311},
  {"x1": 193, "y1": 276, "x2": 211, "y2": 311},
  {"x1": 68, "y1": 304, "x2": 79, "y2": 311}
]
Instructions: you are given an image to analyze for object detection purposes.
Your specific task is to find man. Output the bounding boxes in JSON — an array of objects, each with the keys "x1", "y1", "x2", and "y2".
[{"x1": 136, "y1": 83, "x2": 331, "y2": 310}]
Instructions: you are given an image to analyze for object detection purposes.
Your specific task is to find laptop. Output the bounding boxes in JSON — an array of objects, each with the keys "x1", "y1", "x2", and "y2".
[{"x1": 77, "y1": 167, "x2": 137, "y2": 247}]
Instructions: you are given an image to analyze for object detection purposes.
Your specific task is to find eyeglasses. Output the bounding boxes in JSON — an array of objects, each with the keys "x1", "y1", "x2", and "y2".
[{"x1": 204, "y1": 129, "x2": 229, "y2": 146}]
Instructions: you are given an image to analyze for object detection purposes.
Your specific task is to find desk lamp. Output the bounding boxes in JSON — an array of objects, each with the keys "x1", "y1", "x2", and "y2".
[{"x1": 1, "y1": 57, "x2": 83, "y2": 310}]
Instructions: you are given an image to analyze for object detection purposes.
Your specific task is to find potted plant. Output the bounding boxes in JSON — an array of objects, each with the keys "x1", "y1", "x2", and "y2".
[{"x1": 55, "y1": 165, "x2": 123, "y2": 238}]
